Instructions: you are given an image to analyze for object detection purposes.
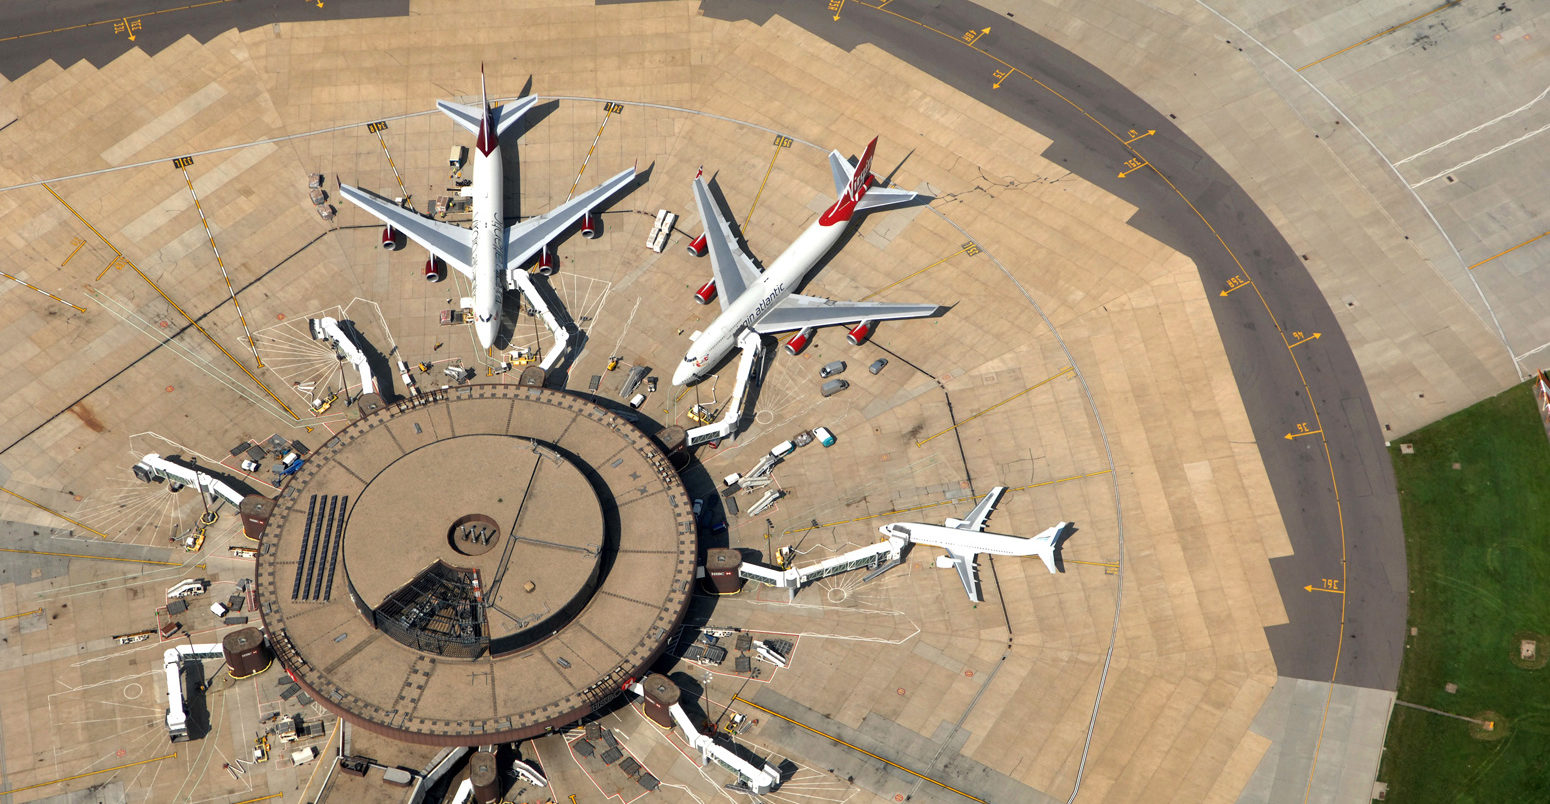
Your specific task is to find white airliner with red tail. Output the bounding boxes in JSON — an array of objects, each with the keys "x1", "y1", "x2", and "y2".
[
  {"x1": 671, "y1": 137, "x2": 942, "y2": 386},
  {"x1": 339, "y1": 69, "x2": 636, "y2": 352}
]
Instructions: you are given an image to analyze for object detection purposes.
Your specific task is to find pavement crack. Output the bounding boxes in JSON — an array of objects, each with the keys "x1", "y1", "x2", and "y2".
[{"x1": 932, "y1": 167, "x2": 1074, "y2": 207}]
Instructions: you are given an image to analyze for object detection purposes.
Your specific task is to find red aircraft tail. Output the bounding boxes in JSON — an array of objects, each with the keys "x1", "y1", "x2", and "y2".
[
  {"x1": 845, "y1": 136, "x2": 878, "y2": 200},
  {"x1": 475, "y1": 63, "x2": 497, "y2": 155}
]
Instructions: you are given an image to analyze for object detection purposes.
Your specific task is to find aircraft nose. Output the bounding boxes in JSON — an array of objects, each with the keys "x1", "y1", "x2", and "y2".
[
  {"x1": 672, "y1": 362, "x2": 693, "y2": 387},
  {"x1": 476, "y1": 320, "x2": 497, "y2": 349}
]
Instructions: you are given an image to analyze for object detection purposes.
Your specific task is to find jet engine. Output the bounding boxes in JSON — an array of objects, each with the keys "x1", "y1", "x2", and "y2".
[
  {"x1": 784, "y1": 327, "x2": 815, "y2": 355},
  {"x1": 687, "y1": 234, "x2": 708, "y2": 257},
  {"x1": 423, "y1": 256, "x2": 443, "y2": 283},
  {"x1": 846, "y1": 320, "x2": 875, "y2": 346},
  {"x1": 694, "y1": 280, "x2": 717, "y2": 305},
  {"x1": 581, "y1": 213, "x2": 598, "y2": 239},
  {"x1": 381, "y1": 226, "x2": 400, "y2": 250},
  {"x1": 537, "y1": 246, "x2": 556, "y2": 276}
]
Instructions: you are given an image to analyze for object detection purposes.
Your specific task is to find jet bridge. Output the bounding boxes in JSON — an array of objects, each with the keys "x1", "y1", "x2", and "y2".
[
  {"x1": 626, "y1": 680, "x2": 780, "y2": 795},
  {"x1": 164, "y1": 643, "x2": 225, "y2": 741},
  {"x1": 686, "y1": 330, "x2": 761, "y2": 446},
  {"x1": 505, "y1": 269, "x2": 572, "y2": 371},
  {"x1": 735, "y1": 536, "x2": 908, "y2": 601},
  {"x1": 133, "y1": 453, "x2": 245, "y2": 508},
  {"x1": 309, "y1": 317, "x2": 378, "y2": 399}
]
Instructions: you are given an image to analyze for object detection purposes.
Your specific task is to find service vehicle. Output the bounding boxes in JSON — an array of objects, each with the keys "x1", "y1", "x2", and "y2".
[
  {"x1": 167, "y1": 579, "x2": 207, "y2": 598},
  {"x1": 770, "y1": 440, "x2": 796, "y2": 458},
  {"x1": 813, "y1": 426, "x2": 836, "y2": 447},
  {"x1": 820, "y1": 379, "x2": 849, "y2": 397},
  {"x1": 819, "y1": 360, "x2": 846, "y2": 378}
]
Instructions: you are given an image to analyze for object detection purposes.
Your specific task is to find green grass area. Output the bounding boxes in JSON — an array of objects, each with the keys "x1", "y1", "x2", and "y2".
[{"x1": 1378, "y1": 380, "x2": 1550, "y2": 800}]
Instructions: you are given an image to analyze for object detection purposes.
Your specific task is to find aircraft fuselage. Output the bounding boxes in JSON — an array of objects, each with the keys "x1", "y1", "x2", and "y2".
[
  {"x1": 880, "y1": 522, "x2": 1044, "y2": 557},
  {"x1": 672, "y1": 202, "x2": 855, "y2": 386},
  {"x1": 468, "y1": 132, "x2": 505, "y2": 348}
]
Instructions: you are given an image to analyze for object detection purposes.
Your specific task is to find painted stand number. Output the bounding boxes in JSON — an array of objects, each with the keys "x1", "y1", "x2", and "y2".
[
  {"x1": 772, "y1": 135, "x2": 793, "y2": 148},
  {"x1": 367, "y1": 121, "x2": 388, "y2": 134},
  {"x1": 1226, "y1": 275, "x2": 1246, "y2": 289},
  {"x1": 828, "y1": 0, "x2": 843, "y2": 12},
  {"x1": 1322, "y1": 578, "x2": 1341, "y2": 591},
  {"x1": 603, "y1": 102, "x2": 624, "y2": 114},
  {"x1": 1295, "y1": 422, "x2": 1312, "y2": 434},
  {"x1": 962, "y1": 241, "x2": 980, "y2": 257},
  {"x1": 172, "y1": 156, "x2": 194, "y2": 170}
]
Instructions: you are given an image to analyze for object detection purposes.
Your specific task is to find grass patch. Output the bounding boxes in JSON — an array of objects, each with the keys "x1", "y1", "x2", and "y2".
[{"x1": 1378, "y1": 380, "x2": 1550, "y2": 800}]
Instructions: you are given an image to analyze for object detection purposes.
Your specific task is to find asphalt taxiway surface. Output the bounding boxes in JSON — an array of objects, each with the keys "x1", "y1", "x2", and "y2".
[
  {"x1": 702, "y1": 0, "x2": 1406, "y2": 691},
  {"x1": 0, "y1": 0, "x2": 408, "y2": 81}
]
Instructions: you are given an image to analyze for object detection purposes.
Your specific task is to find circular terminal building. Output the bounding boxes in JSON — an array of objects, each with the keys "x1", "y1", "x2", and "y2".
[{"x1": 254, "y1": 384, "x2": 696, "y2": 745}]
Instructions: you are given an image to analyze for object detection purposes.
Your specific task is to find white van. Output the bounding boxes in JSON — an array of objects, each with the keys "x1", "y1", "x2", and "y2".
[
  {"x1": 813, "y1": 427, "x2": 836, "y2": 447},
  {"x1": 770, "y1": 440, "x2": 796, "y2": 458},
  {"x1": 628, "y1": 393, "x2": 646, "y2": 409}
]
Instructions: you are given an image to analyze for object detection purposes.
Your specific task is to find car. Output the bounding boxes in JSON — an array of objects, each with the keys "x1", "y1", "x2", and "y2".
[
  {"x1": 868, "y1": 358, "x2": 888, "y2": 375},
  {"x1": 819, "y1": 360, "x2": 846, "y2": 378},
  {"x1": 692, "y1": 499, "x2": 704, "y2": 518},
  {"x1": 240, "y1": 459, "x2": 260, "y2": 472},
  {"x1": 770, "y1": 440, "x2": 796, "y2": 458},
  {"x1": 813, "y1": 426, "x2": 836, "y2": 447}
]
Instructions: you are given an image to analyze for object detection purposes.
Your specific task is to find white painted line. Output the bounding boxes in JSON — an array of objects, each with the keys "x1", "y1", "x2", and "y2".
[
  {"x1": 1410, "y1": 120, "x2": 1550, "y2": 188},
  {"x1": 1396, "y1": 84, "x2": 1550, "y2": 166}
]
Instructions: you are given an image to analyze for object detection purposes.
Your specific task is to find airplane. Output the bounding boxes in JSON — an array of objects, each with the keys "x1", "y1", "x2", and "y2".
[
  {"x1": 337, "y1": 68, "x2": 637, "y2": 349},
  {"x1": 671, "y1": 137, "x2": 944, "y2": 386},
  {"x1": 878, "y1": 486, "x2": 1069, "y2": 602}
]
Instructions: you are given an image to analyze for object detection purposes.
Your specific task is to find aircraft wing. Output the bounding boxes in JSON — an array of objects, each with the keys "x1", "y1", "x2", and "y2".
[
  {"x1": 943, "y1": 549, "x2": 982, "y2": 602},
  {"x1": 751, "y1": 292, "x2": 940, "y2": 335},
  {"x1": 954, "y1": 486, "x2": 1006, "y2": 532},
  {"x1": 691, "y1": 174, "x2": 763, "y2": 310},
  {"x1": 505, "y1": 167, "x2": 636, "y2": 268},
  {"x1": 338, "y1": 183, "x2": 475, "y2": 277}
]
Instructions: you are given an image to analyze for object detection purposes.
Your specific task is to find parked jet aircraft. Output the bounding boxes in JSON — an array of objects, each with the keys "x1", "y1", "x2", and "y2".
[
  {"x1": 879, "y1": 486, "x2": 1068, "y2": 602},
  {"x1": 671, "y1": 137, "x2": 942, "y2": 386},
  {"x1": 338, "y1": 68, "x2": 637, "y2": 349}
]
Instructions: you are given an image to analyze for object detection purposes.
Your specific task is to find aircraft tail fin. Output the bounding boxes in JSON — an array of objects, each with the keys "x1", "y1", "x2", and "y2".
[
  {"x1": 831, "y1": 136, "x2": 921, "y2": 212},
  {"x1": 437, "y1": 67, "x2": 536, "y2": 144},
  {"x1": 475, "y1": 64, "x2": 496, "y2": 155},
  {"x1": 847, "y1": 136, "x2": 878, "y2": 199},
  {"x1": 1032, "y1": 522, "x2": 1069, "y2": 574}
]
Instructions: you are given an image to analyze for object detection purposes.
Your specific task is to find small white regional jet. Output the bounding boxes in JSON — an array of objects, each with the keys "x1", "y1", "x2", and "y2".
[
  {"x1": 338, "y1": 69, "x2": 636, "y2": 349},
  {"x1": 879, "y1": 487, "x2": 1068, "y2": 602},
  {"x1": 671, "y1": 137, "x2": 943, "y2": 386}
]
